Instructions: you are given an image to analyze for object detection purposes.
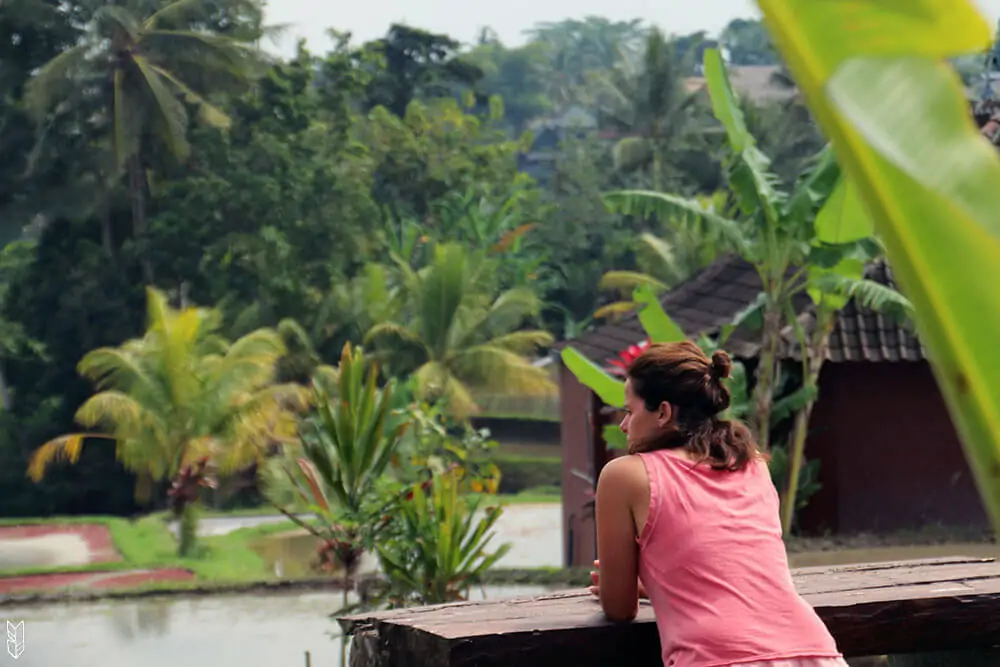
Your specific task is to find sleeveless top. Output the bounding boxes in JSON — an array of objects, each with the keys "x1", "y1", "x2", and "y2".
[{"x1": 635, "y1": 448, "x2": 842, "y2": 667}]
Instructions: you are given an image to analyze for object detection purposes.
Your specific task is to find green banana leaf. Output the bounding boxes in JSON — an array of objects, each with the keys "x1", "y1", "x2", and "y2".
[
  {"x1": 560, "y1": 347, "x2": 625, "y2": 408},
  {"x1": 755, "y1": 0, "x2": 1000, "y2": 531},
  {"x1": 633, "y1": 284, "x2": 685, "y2": 343}
]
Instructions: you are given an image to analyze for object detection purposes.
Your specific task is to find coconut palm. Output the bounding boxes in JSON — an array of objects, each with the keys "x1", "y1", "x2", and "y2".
[
  {"x1": 595, "y1": 27, "x2": 707, "y2": 192},
  {"x1": 22, "y1": 0, "x2": 263, "y2": 281},
  {"x1": 364, "y1": 242, "x2": 556, "y2": 421},
  {"x1": 27, "y1": 287, "x2": 310, "y2": 537}
]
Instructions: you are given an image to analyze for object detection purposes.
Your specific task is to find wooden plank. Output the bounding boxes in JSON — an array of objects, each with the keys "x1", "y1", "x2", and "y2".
[{"x1": 341, "y1": 558, "x2": 1000, "y2": 667}]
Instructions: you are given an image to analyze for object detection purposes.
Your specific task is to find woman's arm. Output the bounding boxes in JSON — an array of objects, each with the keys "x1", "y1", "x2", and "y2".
[
  {"x1": 590, "y1": 560, "x2": 649, "y2": 599},
  {"x1": 594, "y1": 456, "x2": 645, "y2": 622}
]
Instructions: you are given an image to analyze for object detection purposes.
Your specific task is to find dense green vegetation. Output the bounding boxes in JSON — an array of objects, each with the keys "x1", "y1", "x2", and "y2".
[{"x1": 0, "y1": 2, "x2": 820, "y2": 518}]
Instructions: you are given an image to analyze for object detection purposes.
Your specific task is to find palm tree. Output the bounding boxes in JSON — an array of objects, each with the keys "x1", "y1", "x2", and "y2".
[
  {"x1": 364, "y1": 243, "x2": 556, "y2": 421},
  {"x1": 22, "y1": 0, "x2": 262, "y2": 281},
  {"x1": 27, "y1": 287, "x2": 309, "y2": 548},
  {"x1": 595, "y1": 27, "x2": 707, "y2": 192},
  {"x1": 525, "y1": 17, "x2": 646, "y2": 107}
]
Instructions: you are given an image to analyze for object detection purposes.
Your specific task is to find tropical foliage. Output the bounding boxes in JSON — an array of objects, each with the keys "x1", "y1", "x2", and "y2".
[
  {"x1": 4, "y1": 0, "x2": 983, "y2": 580},
  {"x1": 365, "y1": 242, "x2": 556, "y2": 420},
  {"x1": 374, "y1": 467, "x2": 512, "y2": 606},
  {"x1": 756, "y1": 0, "x2": 1000, "y2": 533},
  {"x1": 273, "y1": 342, "x2": 409, "y2": 575},
  {"x1": 26, "y1": 286, "x2": 307, "y2": 552}
]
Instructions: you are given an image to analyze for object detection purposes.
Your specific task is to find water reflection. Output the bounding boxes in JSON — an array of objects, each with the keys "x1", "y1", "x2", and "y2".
[
  {"x1": 0, "y1": 585, "x2": 555, "y2": 667},
  {"x1": 108, "y1": 601, "x2": 172, "y2": 641}
]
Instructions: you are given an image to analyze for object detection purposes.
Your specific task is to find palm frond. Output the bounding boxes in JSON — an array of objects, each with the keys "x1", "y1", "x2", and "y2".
[
  {"x1": 611, "y1": 136, "x2": 653, "y2": 173},
  {"x1": 131, "y1": 54, "x2": 191, "y2": 160},
  {"x1": 143, "y1": 29, "x2": 259, "y2": 80},
  {"x1": 452, "y1": 346, "x2": 557, "y2": 397},
  {"x1": 604, "y1": 190, "x2": 751, "y2": 257},
  {"x1": 77, "y1": 347, "x2": 157, "y2": 394},
  {"x1": 365, "y1": 322, "x2": 427, "y2": 353},
  {"x1": 468, "y1": 287, "x2": 543, "y2": 343},
  {"x1": 636, "y1": 232, "x2": 686, "y2": 284},
  {"x1": 419, "y1": 244, "x2": 471, "y2": 357},
  {"x1": 594, "y1": 301, "x2": 639, "y2": 319},
  {"x1": 143, "y1": 0, "x2": 207, "y2": 30},
  {"x1": 482, "y1": 330, "x2": 554, "y2": 355},
  {"x1": 74, "y1": 390, "x2": 152, "y2": 438},
  {"x1": 148, "y1": 62, "x2": 231, "y2": 129},
  {"x1": 818, "y1": 275, "x2": 916, "y2": 327},
  {"x1": 94, "y1": 5, "x2": 141, "y2": 42},
  {"x1": 598, "y1": 270, "x2": 668, "y2": 295},
  {"x1": 27, "y1": 434, "x2": 108, "y2": 482},
  {"x1": 22, "y1": 44, "x2": 90, "y2": 121}
]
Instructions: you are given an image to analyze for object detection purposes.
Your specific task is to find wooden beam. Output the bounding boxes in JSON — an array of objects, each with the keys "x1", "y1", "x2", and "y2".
[{"x1": 340, "y1": 557, "x2": 1000, "y2": 667}]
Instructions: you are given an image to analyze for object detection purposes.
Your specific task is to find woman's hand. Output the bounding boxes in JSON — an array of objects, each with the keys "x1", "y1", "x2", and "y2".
[{"x1": 590, "y1": 560, "x2": 648, "y2": 599}]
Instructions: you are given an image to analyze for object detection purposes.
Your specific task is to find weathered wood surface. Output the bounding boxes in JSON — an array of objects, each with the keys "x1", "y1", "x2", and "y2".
[{"x1": 339, "y1": 557, "x2": 1000, "y2": 667}]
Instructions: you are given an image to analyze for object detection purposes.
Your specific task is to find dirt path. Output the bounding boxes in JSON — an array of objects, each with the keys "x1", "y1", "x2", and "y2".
[
  {"x1": 0, "y1": 524, "x2": 120, "y2": 569},
  {"x1": 0, "y1": 568, "x2": 195, "y2": 593},
  {"x1": 0, "y1": 523, "x2": 194, "y2": 593}
]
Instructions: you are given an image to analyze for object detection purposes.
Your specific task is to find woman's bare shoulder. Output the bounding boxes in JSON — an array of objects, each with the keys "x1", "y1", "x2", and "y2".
[{"x1": 598, "y1": 455, "x2": 649, "y2": 491}]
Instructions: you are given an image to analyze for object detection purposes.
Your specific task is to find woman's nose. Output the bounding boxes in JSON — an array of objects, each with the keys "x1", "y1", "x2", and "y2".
[{"x1": 620, "y1": 415, "x2": 629, "y2": 433}]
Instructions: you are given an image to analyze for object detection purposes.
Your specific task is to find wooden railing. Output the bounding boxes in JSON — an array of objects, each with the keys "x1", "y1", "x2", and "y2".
[{"x1": 339, "y1": 557, "x2": 1000, "y2": 667}]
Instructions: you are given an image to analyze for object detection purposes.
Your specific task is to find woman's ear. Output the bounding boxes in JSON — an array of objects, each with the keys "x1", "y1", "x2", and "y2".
[{"x1": 656, "y1": 401, "x2": 672, "y2": 427}]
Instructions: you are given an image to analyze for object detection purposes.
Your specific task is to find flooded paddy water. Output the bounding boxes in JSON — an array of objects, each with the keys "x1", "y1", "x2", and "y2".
[
  {"x1": 3, "y1": 503, "x2": 997, "y2": 666},
  {"x1": 1, "y1": 585, "x2": 556, "y2": 667}
]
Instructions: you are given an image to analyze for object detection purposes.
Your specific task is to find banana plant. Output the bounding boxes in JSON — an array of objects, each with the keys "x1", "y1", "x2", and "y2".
[
  {"x1": 603, "y1": 48, "x2": 850, "y2": 452},
  {"x1": 563, "y1": 285, "x2": 754, "y2": 450},
  {"x1": 753, "y1": 0, "x2": 1000, "y2": 533},
  {"x1": 374, "y1": 467, "x2": 513, "y2": 606},
  {"x1": 561, "y1": 284, "x2": 685, "y2": 411},
  {"x1": 776, "y1": 192, "x2": 913, "y2": 532}
]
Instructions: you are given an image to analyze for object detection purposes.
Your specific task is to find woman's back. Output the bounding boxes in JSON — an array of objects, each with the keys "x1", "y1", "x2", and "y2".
[{"x1": 636, "y1": 448, "x2": 841, "y2": 667}]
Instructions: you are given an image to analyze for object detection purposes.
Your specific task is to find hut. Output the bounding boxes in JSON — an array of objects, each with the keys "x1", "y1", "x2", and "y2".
[{"x1": 557, "y1": 256, "x2": 989, "y2": 568}]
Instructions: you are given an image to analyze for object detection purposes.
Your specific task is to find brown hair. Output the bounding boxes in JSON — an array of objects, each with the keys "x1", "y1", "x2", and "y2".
[{"x1": 625, "y1": 340, "x2": 762, "y2": 471}]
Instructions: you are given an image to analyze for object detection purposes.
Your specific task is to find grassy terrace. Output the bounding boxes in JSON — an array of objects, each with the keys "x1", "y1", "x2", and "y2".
[{"x1": 0, "y1": 491, "x2": 567, "y2": 603}]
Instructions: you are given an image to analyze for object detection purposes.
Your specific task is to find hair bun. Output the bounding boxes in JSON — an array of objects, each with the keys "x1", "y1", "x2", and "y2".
[{"x1": 710, "y1": 350, "x2": 732, "y2": 381}]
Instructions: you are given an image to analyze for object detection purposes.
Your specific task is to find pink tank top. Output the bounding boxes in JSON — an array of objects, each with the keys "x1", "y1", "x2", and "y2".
[{"x1": 635, "y1": 449, "x2": 842, "y2": 667}]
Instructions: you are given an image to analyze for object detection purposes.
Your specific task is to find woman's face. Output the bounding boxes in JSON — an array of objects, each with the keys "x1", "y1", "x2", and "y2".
[{"x1": 620, "y1": 378, "x2": 671, "y2": 448}]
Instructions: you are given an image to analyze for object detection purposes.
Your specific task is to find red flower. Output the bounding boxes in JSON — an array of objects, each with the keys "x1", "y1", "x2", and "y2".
[{"x1": 607, "y1": 339, "x2": 650, "y2": 376}]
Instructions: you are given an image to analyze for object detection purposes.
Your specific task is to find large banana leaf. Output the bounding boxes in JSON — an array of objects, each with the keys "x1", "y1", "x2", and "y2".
[
  {"x1": 633, "y1": 284, "x2": 685, "y2": 343},
  {"x1": 560, "y1": 347, "x2": 625, "y2": 408},
  {"x1": 755, "y1": 0, "x2": 1000, "y2": 530},
  {"x1": 562, "y1": 285, "x2": 687, "y2": 408}
]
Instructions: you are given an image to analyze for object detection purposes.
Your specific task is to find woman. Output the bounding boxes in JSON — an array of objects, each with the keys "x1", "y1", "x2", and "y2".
[{"x1": 590, "y1": 340, "x2": 847, "y2": 667}]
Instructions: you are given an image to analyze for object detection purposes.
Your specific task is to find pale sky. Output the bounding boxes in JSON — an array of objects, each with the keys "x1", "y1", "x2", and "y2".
[{"x1": 261, "y1": 0, "x2": 1000, "y2": 58}]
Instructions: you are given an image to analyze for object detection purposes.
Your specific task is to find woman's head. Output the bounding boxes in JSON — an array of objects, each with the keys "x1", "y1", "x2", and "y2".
[{"x1": 621, "y1": 340, "x2": 759, "y2": 471}]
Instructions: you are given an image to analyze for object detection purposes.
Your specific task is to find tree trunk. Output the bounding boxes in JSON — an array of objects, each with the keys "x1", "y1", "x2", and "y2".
[
  {"x1": 780, "y1": 321, "x2": 833, "y2": 534},
  {"x1": 128, "y1": 155, "x2": 153, "y2": 284},
  {"x1": 780, "y1": 400, "x2": 816, "y2": 533},
  {"x1": 100, "y1": 184, "x2": 114, "y2": 257},
  {"x1": 752, "y1": 303, "x2": 782, "y2": 451},
  {"x1": 0, "y1": 361, "x2": 11, "y2": 412}
]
